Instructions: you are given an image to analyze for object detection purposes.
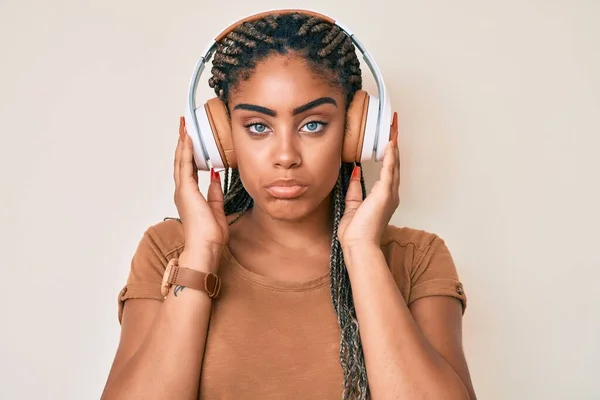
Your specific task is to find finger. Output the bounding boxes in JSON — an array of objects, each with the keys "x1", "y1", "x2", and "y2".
[
  {"x1": 391, "y1": 111, "x2": 399, "y2": 147},
  {"x1": 179, "y1": 124, "x2": 197, "y2": 187},
  {"x1": 174, "y1": 117, "x2": 185, "y2": 187},
  {"x1": 380, "y1": 140, "x2": 396, "y2": 191},
  {"x1": 391, "y1": 112, "x2": 400, "y2": 192},
  {"x1": 392, "y1": 148, "x2": 400, "y2": 199},
  {"x1": 380, "y1": 111, "x2": 400, "y2": 192},
  {"x1": 191, "y1": 148, "x2": 199, "y2": 184},
  {"x1": 344, "y1": 166, "x2": 363, "y2": 214},
  {"x1": 207, "y1": 168, "x2": 225, "y2": 216}
]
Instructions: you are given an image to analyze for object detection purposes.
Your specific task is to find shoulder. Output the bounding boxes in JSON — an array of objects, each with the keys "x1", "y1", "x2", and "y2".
[
  {"x1": 380, "y1": 224, "x2": 441, "y2": 251},
  {"x1": 139, "y1": 217, "x2": 185, "y2": 258},
  {"x1": 380, "y1": 224, "x2": 467, "y2": 312},
  {"x1": 379, "y1": 223, "x2": 445, "y2": 276},
  {"x1": 379, "y1": 223, "x2": 456, "y2": 275},
  {"x1": 129, "y1": 217, "x2": 186, "y2": 270}
]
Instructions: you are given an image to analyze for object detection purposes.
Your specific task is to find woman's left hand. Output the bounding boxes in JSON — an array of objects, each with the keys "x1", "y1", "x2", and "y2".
[{"x1": 337, "y1": 112, "x2": 400, "y2": 250}]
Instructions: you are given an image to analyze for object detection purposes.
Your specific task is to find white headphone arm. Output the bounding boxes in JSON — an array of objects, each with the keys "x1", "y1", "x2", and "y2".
[{"x1": 185, "y1": 9, "x2": 392, "y2": 169}]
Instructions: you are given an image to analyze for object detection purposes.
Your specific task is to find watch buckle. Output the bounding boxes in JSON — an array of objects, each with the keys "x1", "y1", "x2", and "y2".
[{"x1": 204, "y1": 273, "x2": 221, "y2": 298}]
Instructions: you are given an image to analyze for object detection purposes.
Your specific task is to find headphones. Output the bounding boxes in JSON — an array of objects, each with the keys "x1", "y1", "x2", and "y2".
[{"x1": 184, "y1": 9, "x2": 392, "y2": 171}]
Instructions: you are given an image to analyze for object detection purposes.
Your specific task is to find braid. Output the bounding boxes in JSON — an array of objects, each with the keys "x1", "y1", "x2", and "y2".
[
  {"x1": 332, "y1": 163, "x2": 369, "y2": 399},
  {"x1": 211, "y1": 12, "x2": 370, "y2": 399},
  {"x1": 209, "y1": 12, "x2": 362, "y2": 106},
  {"x1": 236, "y1": 22, "x2": 276, "y2": 44}
]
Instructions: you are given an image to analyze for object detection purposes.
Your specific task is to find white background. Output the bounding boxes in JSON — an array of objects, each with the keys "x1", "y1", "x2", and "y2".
[{"x1": 1, "y1": 0, "x2": 599, "y2": 398}]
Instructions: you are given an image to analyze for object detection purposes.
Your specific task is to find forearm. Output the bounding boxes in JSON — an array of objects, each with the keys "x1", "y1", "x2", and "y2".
[
  {"x1": 102, "y1": 251, "x2": 219, "y2": 400},
  {"x1": 102, "y1": 289, "x2": 212, "y2": 400},
  {"x1": 343, "y1": 245, "x2": 470, "y2": 399}
]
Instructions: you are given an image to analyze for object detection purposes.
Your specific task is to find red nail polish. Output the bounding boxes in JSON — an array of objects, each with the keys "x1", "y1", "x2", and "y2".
[
  {"x1": 210, "y1": 168, "x2": 219, "y2": 181},
  {"x1": 351, "y1": 166, "x2": 361, "y2": 179}
]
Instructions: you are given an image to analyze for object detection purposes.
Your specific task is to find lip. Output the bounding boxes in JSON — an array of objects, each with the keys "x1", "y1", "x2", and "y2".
[{"x1": 264, "y1": 179, "x2": 309, "y2": 199}]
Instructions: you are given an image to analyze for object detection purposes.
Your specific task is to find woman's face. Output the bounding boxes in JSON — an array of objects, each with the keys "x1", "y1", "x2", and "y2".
[{"x1": 228, "y1": 54, "x2": 347, "y2": 221}]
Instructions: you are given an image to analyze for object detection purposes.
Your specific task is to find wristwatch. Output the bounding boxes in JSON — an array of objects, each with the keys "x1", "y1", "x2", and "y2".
[{"x1": 161, "y1": 257, "x2": 222, "y2": 299}]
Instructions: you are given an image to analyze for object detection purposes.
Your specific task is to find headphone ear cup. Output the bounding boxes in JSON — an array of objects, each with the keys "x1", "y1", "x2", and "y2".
[
  {"x1": 342, "y1": 90, "x2": 369, "y2": 163},
  {"x1": 204, "y1": 98, "x2": 236, "y2": 169}
]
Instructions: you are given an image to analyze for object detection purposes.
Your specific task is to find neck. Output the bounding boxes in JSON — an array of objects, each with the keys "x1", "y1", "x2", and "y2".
[{"x1": 245, "y1": 196, "x2": 334, "y2": 252}]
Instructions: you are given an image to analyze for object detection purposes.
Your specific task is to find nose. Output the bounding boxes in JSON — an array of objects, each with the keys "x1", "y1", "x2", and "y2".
[{"x1": 273, "y1": 130, "x2": 302, "y2": 169}]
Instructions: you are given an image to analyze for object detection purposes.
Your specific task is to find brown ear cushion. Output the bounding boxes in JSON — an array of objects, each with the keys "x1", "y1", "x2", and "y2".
[
  {"x1": 342, "y1": 90, "x2": 369, "y2": 163},
  {"x1": 204, "y1": 98, "x2": 236, "y2": 168}
]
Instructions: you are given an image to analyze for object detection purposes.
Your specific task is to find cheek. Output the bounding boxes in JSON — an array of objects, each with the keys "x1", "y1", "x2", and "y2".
[
  {"x1": 305, "y1": 131, "x2": 344, "y2": 194},
  {"x1": 230, "y1": 130, "x2": 263, "y2": 193},
  {"x1": 305, "y1": 126, "x2": 344, "y2": 167},
  {"x1": 315, "y1": 147, "x2": 342, "y2": 190}
]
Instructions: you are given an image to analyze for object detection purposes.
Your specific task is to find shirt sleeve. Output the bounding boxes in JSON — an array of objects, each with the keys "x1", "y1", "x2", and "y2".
[
  {"x1": 409, "y1": 235, "x2": 467, "y2": 314},
  {"x1": 117, "y1": 226, "x2": 170, "y2": 324}
]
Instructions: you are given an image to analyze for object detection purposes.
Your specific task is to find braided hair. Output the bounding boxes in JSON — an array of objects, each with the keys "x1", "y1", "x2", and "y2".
[{"x1": 211, "y1": 12, "x2": 370, "y2": 399}]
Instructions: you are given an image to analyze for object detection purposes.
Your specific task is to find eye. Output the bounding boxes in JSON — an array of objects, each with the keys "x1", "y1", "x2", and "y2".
[
  {"x1": 245, "y1": 123, "x2": 272, "y2": 135},
  {"x1": 300, "y1": 121, "x2": 328, "y2": 134}
]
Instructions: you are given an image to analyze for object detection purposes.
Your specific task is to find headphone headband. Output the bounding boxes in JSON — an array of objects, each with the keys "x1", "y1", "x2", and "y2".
[
  {"x1": 187, "y1": 9, "x2": 392, "y2": 168},
  {"x1": 215, "y1": 9, "x2": 335, "y2": 41}
]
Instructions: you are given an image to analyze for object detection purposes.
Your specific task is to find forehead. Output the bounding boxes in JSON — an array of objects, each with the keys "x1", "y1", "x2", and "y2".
[{"x1": 228, "y1": 53, "x2": 345, "y2": 110}]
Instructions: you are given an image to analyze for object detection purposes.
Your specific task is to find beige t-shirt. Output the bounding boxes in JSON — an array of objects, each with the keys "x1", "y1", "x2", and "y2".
[{"x1": 117, "y1": 218, "x2": 467, "y2": 399}]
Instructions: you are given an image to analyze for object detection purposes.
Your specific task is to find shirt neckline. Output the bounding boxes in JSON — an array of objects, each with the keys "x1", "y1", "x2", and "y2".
[{"x1": 222, "y1": 245, "x2": 331, "y2": 291}]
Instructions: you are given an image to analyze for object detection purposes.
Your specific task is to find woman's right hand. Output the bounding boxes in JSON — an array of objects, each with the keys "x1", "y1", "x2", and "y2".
[{"x1": 174, "y1": 116, "x2": 228, "y2": 272}]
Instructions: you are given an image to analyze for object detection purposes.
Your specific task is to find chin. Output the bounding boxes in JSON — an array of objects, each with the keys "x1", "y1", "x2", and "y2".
[{"x1": 257, "y1": 197, "x2": 321, "y2": 222}]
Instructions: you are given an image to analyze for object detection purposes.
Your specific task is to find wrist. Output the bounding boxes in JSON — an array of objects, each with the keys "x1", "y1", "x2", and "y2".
[
  {"x1": 342, "y1": 243, "x2": 383, "y2": 270},
  {"x1": 341, "y1": 240, "x2": 380, "y2": 254},
  {"x1": 178, "y1": 247, "x2": 223, "y2": 273}
]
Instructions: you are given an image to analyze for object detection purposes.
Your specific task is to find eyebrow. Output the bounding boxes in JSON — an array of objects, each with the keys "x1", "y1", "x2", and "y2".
[{"x1": 232, "y1": 97, "x2": 337, "y2": 117}]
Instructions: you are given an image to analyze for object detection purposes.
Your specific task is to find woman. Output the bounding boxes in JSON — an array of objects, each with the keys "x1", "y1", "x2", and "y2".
[{"x1": 102, "y1": 11, "x2": 476, "y2": 400}]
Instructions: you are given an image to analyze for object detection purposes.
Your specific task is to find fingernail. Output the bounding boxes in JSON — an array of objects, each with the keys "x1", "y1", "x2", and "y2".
[
  {"x1": 351, "y1": 166, "x2": 361, "y2": 180},
  {"x1": 180, "y1": 116, "x2": 185, "y2": 128},
  {"x1": 179, "y1": 117, "x2": 184, "y2": 140},
  {"x1": 210, "y1": 168, "x2": 220, "y2": 181}
]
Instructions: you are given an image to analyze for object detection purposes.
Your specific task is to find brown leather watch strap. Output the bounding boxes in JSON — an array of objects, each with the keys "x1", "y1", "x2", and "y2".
[{"x1": 163, "y1": 258, "x2": 221, "y2": 299}]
